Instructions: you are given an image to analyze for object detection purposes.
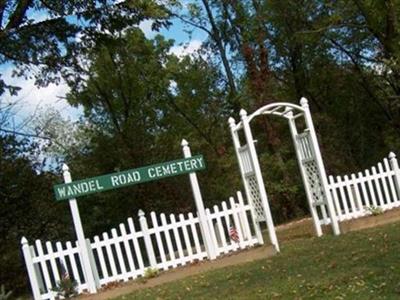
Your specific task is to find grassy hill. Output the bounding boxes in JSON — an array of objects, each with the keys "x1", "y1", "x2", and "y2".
[{"x1": 112, "y1": 221, "x2": 400, "y2": 299}]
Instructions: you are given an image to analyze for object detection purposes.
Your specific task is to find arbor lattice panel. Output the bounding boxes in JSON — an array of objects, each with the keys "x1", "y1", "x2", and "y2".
[{"x1": 246, "y1": 175, "x2": 266, "y2": 222}]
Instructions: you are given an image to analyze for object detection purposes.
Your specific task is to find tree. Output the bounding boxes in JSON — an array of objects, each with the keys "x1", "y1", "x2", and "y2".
[
  {"x1": 0, "y1": 0, "x2": 170, "y2": 97},
  {"x1": 57, "y1": 28, "x2": 235, "y2": 235},
  {"x1": 169, "y1": 0, "x2": 400, "y2": 221},
  {"x1": 0, "y1": 135, "x2": 72, "y2": 294}
]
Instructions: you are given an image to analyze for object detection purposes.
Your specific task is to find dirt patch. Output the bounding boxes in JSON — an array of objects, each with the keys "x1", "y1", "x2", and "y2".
[
  {"x1": 79, "y1": 245, "x2": 276, "y2": 300},
  {"x1": 340, "y1": 206, "x2": 400, "y2": 233},
  {"x1": 275, "y1": 217, "x2": 315, "y2": 241}
]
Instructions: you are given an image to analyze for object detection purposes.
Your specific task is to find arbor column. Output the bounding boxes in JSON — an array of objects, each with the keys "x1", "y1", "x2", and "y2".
[
  {"x1": 300, "y1": 98, "x2": 340, "y2": 235},
  {"x1": 240, "y1": 109, "x2": 280, "y2": 252},
  {"x1": 287, "y1": 111, "x2": 322, "y2": 237},
  {"x1": 228, "y1": 117, "x2": 264, "y2": 245}
]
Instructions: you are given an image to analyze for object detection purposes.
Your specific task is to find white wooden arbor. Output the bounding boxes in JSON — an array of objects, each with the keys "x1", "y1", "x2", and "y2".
[{"x1": 228, "y1": 97, "x2": 340, "y2": 252}]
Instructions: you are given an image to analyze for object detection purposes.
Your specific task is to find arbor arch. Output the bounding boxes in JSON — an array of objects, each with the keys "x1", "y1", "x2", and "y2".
[{"x1": 228, "y1": 98, "x2": 340, "y2": 252}]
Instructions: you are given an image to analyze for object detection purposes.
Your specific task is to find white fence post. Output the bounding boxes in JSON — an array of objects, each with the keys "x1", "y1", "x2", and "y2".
[
  {"x1": 21, "y1": 237, "x2": 41, "y2": 300},
  {"x1": 389, "y1": 152, "x2": 400, "y2": 199},
  {"x1": 62, "y1": 164, "x2": 98, "y2": 293},
  {"x1": 181, "y1": 139, "x2": 217, "y2": 260},
  {"x1": 138, "y1": 210, "x2": 157, "y2": 268}
]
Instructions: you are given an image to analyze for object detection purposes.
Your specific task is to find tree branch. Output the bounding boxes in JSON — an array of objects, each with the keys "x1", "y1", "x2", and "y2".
[
  {"x1": 0, "y1": 0, "x2": 6, "y2": 28},
  {"x1": 0, "y1": 127, "x2": 51, "y2": 140},
  {"x1": 329, "y1": 38, "x2": 393, "y2": 121},
  {"x1": 170, "y1": 13, "x2": 212, "y2": 36},
  {"x1": 5, "y1": 0, "x2": 32, "y2": 31}
]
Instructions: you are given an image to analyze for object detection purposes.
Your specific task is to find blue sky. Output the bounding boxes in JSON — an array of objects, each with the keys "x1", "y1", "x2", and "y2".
[{"x1": 1, "y1": 14, "x2": 207, "y2": 130}]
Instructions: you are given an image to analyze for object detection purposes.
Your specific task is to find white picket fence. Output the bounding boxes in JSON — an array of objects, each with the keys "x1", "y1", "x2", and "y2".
[
  {"x1": 318, "y1": 152, "x2": 400, "y2": 225},
  {"x1": 22, "y1": 191, "x2": 261, "y2": 300}
]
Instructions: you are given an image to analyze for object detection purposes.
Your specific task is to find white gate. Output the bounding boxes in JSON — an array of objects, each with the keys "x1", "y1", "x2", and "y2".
[{"x1": 229, "y1": 98, "x2": 340, "y2": 251}]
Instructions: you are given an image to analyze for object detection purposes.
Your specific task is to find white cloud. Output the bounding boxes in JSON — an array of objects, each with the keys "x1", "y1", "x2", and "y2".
[
  {"x1": 169, "y1": 40, "x2": 203, "y2": 58},
  {"x1": 139, "y1": 20, "x2": 155, "y2": 38},
  {"x1": 2, "y1": 67, "x2": 81, "y2": 125}
]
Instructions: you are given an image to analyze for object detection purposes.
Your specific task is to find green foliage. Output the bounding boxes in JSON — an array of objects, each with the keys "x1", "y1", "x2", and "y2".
[
  {"x1": 0, "y1": 136, "x2": 73, "y2": 295},
  {"x1": 52, "y1": 277, "x2": 78, "y2": 300},
  {"x1": 144, "y1": 268, "x2": 160, "y2": 279},
  {"x1": 113, "y1": 222, "x2": 400, "y2": 299},
  {"x1": 0, "y1": 285, "x2": 12, "y2": 300},
  {"x1": 366, "y1": 206, "x2": 384, "y2": 216}
]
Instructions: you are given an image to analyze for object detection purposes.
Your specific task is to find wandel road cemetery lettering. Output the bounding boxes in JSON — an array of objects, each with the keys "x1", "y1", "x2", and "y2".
[{"x1": 54, "y1": 155, "x2": 205, "y2": 201}]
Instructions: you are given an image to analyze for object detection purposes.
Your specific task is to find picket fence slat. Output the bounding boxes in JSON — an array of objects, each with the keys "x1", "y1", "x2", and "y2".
[
  {"x1": 377, "y1": 163, "x2": 389, "y2": 207},
  {"x1": 221, "y1": 201, "x2": 234, "y2": 249},
  {"x1": 205, "y1": 208, "x2": 219, "y2": 256},
  {"x1": 119, "y1": 224, "x2": 135, "y2": 275},
  {"x1": 103, "y1": 232, "x2": 118, "y2": 278},
  {"x1": 55, "y1": 242, "x2": 66, "y2": 270},
  {"x1": 384, "y1": 159, "x2": 397, "y2": 204},
  {"x1": 179, "y1": 214, "x2": 193, "y2": 258},
  {"x1": 213, "y1": 205, "x2": 227, "y2": 254},
  {"x1": 170, "y1": 214, "x2": 185, "y2": 266},
  {"x1": 35, "y1": 240, "x2": 52, "y2": 292},
  {"x1": 329, "y1": 176, "x2": 343, "y2": 221},
  {"x1": 357, "y1": 171, "x2": 369, "y2": 209},
  {"x1": 343, "y1": 175, "x2": 356, "y2": 217},
  {"x1": 93, "y1": 236, "x2": 107, "y2": 280},
  {"x1": 237, "y1": 192, "x2": 252, "y2": 245},
  {"x1": 371, "y1": 167, "x2": 384, "y2": 207},
  {"x1": 127, "y1": 217, "x2": 144, "y2": 271},
  {"x1": 45, "y1": 242, "x2": 60, "y2": 285},
  {"x1": 112, "y1": 228, "x2": 127, "y2": 280},
  {"x1": 366, "y1": 170, "x2": 378, "y2": 207},
  {"x1": 160, "y1": 213, "x2": 177, "y2": 268},
  {"x1": 66, "y1": 241, "x2": 81, "y2": 285},
  {"x1": 188, "y1": 212, "x2": 202, "y2": 256},
  {"x1": 337, "y1": 176, "x2": 350, "y2": 218},
  {"x1": 151, "y1": 212, "x2": 167, "y2": 270},
  {"x1": 230, "y1": 197, "x2": 244, "y2": 250}
]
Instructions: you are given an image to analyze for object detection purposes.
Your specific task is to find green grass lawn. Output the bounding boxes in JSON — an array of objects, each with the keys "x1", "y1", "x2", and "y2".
[{"x1": 114, "y1": 222, "x2": 400, "y2": 299}]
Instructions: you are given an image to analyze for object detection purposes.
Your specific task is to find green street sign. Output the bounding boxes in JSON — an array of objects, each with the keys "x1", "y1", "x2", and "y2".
[{"x1": 54, "y1": 155, "x2": 205, "y2": 201}]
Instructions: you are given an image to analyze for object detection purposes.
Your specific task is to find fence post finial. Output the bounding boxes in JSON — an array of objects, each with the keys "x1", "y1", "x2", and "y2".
[
  {"x1": 62, "y1": 163, "x2": 69, "y2": 172},
  {"x1": 181, "y1": 139, "x2": 188, "y2": 147},
  {"x1": 300, "y1": 97, "x2": 308, "y2": 107},
  {"x1": 239, "y1": 109, "x2": 247, "y2": 118},
  {"x1": 228, "y1": 117, "x2": 236, "y2": 128},
  {"x1": 21, "y1": 236, "x2": 28, "y2": 245},
  {"x1": 389, "y1": 152, "x2": 396, "y2": 159},
  {"x1": 138, "y1": 209, "x2": 145, "y2": 217}
]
